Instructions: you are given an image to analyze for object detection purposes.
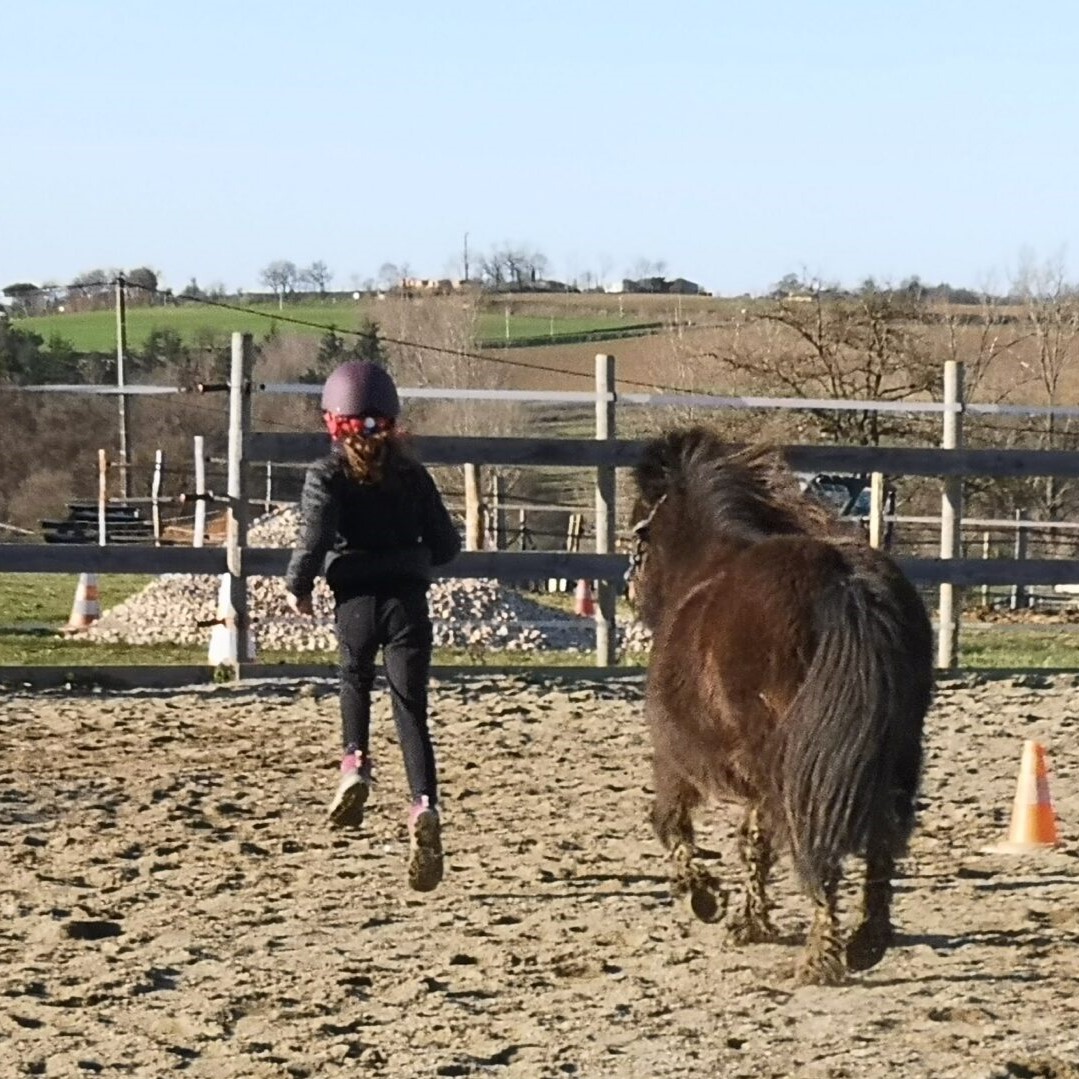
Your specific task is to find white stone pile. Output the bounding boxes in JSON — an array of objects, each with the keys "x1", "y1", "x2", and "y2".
[{"x1": 86, "y1": 506, "x2": 652, "y2": 655}]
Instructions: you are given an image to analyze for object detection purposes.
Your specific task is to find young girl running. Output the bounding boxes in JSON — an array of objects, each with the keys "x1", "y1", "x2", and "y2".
[{"x1": 285, "y1": 360, "x2": 461, "y2": 892}]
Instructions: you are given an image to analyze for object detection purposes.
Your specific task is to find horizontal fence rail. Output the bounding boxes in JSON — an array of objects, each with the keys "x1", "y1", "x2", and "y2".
[
  {"x1": 16, "y1": 380, "x2": 1079, "y2": 420},
  {"x1": 4, "y1": 544, "x2": 1079, "y2": 588},
  {"x1": 247, "y1": 433, "x2": 1079, "y2": 478},
  {"x1": 9, "y1": 344, "x2": 1079, "y2": 685},
  {"x1": 252, "y1": 382, "x2": 1079, "y2": 419},
  {"x1": 0, "y1": 546, "x2": 228, "y2": 573}
]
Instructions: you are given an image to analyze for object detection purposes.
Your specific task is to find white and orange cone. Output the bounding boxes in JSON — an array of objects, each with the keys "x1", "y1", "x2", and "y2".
[
  {"x1": 574, "y1": 578, "x2": 595, "y2": 617},
  {"x1": 207, "y1": 574, "x2": 257, "y2": 666},
  {"x1": 990, "y1": 740, "x2": 1060, "y2": 853},
  {"x1": 62, "y1": 573, "x2": 101, "y2": 633}
]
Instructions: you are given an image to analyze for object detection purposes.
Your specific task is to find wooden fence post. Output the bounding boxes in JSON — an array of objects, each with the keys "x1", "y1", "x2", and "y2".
[
  {"x1": 464, "y1": 463, "x2": 483, "y2": 551},
  {"x1": 193, "y1": 435, "x2": 206, "y2": 549},
  {"x1": 490, "y1": 472, "x2": 504, "y2": 551},
  {"x1": 868, "y1": 471, "x2": 885, "y2": 549},
  {"x1": 151, "y1": 449, "x2": 164, "y2": 546},
  {"x1": 937, "y1": 360, "x2": 964, "y2": 668},
  {"x1": 226, "y1": 332, "x2": 253, "y2": 673},
  {"x1": 265, "y1": 461, "x2": 273, "y2": 513},
  {"x1": 98, "y1": 448, "x2": 108, "y2": 547},
  {"x1": 554, "y1": 514, "x2": 578, "y2": 593},
  {"x1": 518, "y1": 508, "x2": 528, "y2": 551},
  {"x1": 884, "y1": 485, "x2": 897, "y2": 550},
  {"x1": 595, "y1": 353, "x2": 617, "y2": 667},
  {"x1": 1011, "y1": 510, "x2": 1028, "y2": 611}
]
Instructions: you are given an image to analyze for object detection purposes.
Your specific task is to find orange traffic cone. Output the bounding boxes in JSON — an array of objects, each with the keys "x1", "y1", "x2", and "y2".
[
  {"x1": 991, "y1": 740, "x2": 1060, "y2": 853},
  {"x1": 574, "y1": 579, "x2": 595, "y2": 617},
  {"x1": 62, "y1": 573, "x2": 101, "y2": 633}
]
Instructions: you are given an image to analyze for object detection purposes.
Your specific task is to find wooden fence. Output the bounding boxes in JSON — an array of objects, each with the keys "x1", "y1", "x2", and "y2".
[{"x1": 5, "y1": 334, "x2": 1079, "y2": 686}]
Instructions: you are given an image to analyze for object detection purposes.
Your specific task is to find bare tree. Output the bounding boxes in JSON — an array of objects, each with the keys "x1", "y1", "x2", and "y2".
[
  {"x1": 69, "y1": 268, "x2": 118, "y2": 310},
  {"x1": 503, "y1": 247, "x2": 527, "y2": 287},
  {"x1": 71, "y1": 269, "x2": 114, "y2": 290},
  {"x1": 627, "y1": 257, "x2": 668, "y2": 282},
  {"x1": 939, "y1": 290, "x2": 1029, "y2": 400},
  {"x1": 300, "y1": 260, "x2": 333, "y2": 297},
  {"x1": 375, "y1": 296, "x2": 525, "y2": 510},
  {"x1": 597, "y1": 253, "x2": 614, "y2": 290},
  {"x1": 526, "y1": 250, "x2": 549, "y2": 283},
  {"x1": 480, "y1": 244, "x2": 549, "y2": 289},
  {"x1": 1012, "y1": 254, "x2": 1079, "y2": 519},
  {"x1": 259, "y1": 260, "x2": 299, "y2": 309},
  {"x1": 478, "y1": 251, "x2": 506, "y2": 288},
  {"x1": 126, "y1": 266, "x2": 159, "y2": 305},
  {"x1": 377, "y1": 262, "x2": 403, "y2": 291},
  {"x1": 1, "y1": 282, "x2": 40, "y2": 316},
  {"x1": 710, "y1": 277, "x2": 939, "y2": 446}
]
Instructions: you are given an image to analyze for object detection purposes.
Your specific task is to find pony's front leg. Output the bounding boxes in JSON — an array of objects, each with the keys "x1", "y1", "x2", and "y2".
[
  {"x1": 725, "y1": 806, "x2": 779, "y2": 945},
  {"x1": 846, "y1": 845, "x2": 896, "y2": 972},
  {"x1": 795, "y1": 868, "x2": 845, "y2": 986},
  {"x1": 651, "y1": 763, "x2": 727, "y2": 923}
]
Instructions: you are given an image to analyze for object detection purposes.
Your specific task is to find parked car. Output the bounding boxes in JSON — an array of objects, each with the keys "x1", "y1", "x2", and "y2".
[{"x1": 796, "y1": 473, "x2": 871, "y2": 518}]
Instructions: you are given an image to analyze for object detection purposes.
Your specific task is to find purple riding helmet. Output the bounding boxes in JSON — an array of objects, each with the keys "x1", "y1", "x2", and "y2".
[{"x1": 321, "y1": 361, "x2": 400, "y2": 419}]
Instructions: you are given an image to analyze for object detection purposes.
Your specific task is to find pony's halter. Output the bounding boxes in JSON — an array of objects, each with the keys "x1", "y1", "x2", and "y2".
[{"x1": 625, "y1": 495, "x2": 667, "y2": 587}]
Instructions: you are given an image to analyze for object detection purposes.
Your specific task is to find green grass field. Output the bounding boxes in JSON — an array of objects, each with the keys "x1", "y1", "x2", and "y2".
[
  {"x1": 1, "y1": 573, "x2": 151, "y2": 626},
  {"x1": 958, "y1": 626, "x2": 1079, "y2": 668},
  {"x1": 0, "y1": 574, "x2": 639, "y2": 668},
  {"x1": 18, "y1": 301, "x2": 382, "y2": 352},
  {"x1": 1, "y1": 573, "x2": 1078, "y2": 670},
  {"x1": 15, "y1": 303, "x2": 652, "y2": 355}
]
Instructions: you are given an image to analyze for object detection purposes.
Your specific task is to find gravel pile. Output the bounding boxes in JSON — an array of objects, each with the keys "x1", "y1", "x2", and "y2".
[{"x1": 86, "y1": 506, "x2": 652, "y2": 656}]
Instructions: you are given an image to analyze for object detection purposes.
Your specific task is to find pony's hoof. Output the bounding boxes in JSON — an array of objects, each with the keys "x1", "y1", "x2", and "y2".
[
  {"x1": 846, "y1": 920, "x2": 894, "y2": 972},
  {"x1": 794, "y1": 950, "x2": 846, "y2": 987},
  {"x1": 688, "y1": 883, "x2": 725, "y2": 923},
  {"x1": 671, "y1": 859, "x2": 727, "y2": 923},
  {"x1": 725, "y1": 912, "x2": 780, "y2": 946}
]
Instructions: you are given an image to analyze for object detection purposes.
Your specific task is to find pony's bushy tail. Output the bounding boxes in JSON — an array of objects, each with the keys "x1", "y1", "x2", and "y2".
[{"x1": 778, "y1": 566, "x2": 931, "y2": 895}]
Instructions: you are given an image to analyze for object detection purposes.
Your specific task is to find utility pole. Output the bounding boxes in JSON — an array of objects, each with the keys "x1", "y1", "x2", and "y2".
[
  {"x1": 463, "y1": 231, "x2": 470, "y2": 282},
  {"x1": 115, "y1": 274, "x2": 130, "y2": 501}
]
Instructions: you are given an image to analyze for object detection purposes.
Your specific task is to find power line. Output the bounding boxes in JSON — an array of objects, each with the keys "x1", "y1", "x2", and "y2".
[
  {"x1": 60, "y1": 279, "x2": 700, "y2": 394},
  {"x1": 130, "y1": 282, "x2": 668, "y2": 387},
  {"x1": 12, "y1": 278, "x2": 1079, "y2": 412}
]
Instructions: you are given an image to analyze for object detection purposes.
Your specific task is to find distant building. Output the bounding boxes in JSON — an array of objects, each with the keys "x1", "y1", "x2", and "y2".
[
  {"x1": 401, "y1": 277, "x2": 455, "y2": 294},
  {"x1": 485, "y1": 277, "x2": 575, "y2": 294},
  {"x1": 607, "y1": 277, "x2": 708, "y2": 296}
]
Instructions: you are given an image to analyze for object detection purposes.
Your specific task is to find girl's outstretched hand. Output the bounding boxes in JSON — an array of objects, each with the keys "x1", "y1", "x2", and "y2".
[{"x1": 286, "y1": 591, "x2": 314, "y2": 618}]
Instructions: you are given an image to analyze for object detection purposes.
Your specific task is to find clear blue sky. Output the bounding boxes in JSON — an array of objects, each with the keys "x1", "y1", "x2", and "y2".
[{"x1": 4, "y1": 1, "x2": 1077, "y2": 296}]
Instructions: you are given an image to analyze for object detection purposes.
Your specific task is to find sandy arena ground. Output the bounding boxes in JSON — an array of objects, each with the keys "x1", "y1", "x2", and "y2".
[{"x1": 2, "y1": 674, "x2": 1078, "y2": 1078}]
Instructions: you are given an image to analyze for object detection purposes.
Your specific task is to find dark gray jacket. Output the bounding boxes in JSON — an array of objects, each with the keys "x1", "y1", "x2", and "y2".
[{"x1": 285, "y1": 447, "x2": 462, "y2": 599}]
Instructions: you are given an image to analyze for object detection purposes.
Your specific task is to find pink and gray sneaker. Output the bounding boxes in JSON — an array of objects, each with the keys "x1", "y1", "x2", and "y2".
[
  {"x1": 408, "y1": 796, "x2": 443, "y2": 892},
  {"x1": 328, "y1": 751, "x2": 372, "y2": 828}
]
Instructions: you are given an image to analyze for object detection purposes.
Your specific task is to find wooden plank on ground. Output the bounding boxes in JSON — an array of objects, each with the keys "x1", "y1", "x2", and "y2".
[
  {"x1": 0, "y1": 666, "x2": 217, "y2": 690},
  {"x1": 238, "y1": 664, "x2": 648, "y2": 682}
]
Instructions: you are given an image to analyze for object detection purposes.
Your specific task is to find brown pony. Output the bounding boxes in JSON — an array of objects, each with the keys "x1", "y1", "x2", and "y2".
[{"x1": 627, "y1": 427, "x2": 933, "y2": 985}]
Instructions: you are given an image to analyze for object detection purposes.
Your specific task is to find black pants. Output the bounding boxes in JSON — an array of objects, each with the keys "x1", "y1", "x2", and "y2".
[{"x1": 335, "y1": 586, "x2": 438, "y2": 807}]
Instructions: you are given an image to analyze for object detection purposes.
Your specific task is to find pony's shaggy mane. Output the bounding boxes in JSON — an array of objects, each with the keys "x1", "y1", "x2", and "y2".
[{"x1": 633, "y1": 426, "x2": 840, "y2": 544}]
